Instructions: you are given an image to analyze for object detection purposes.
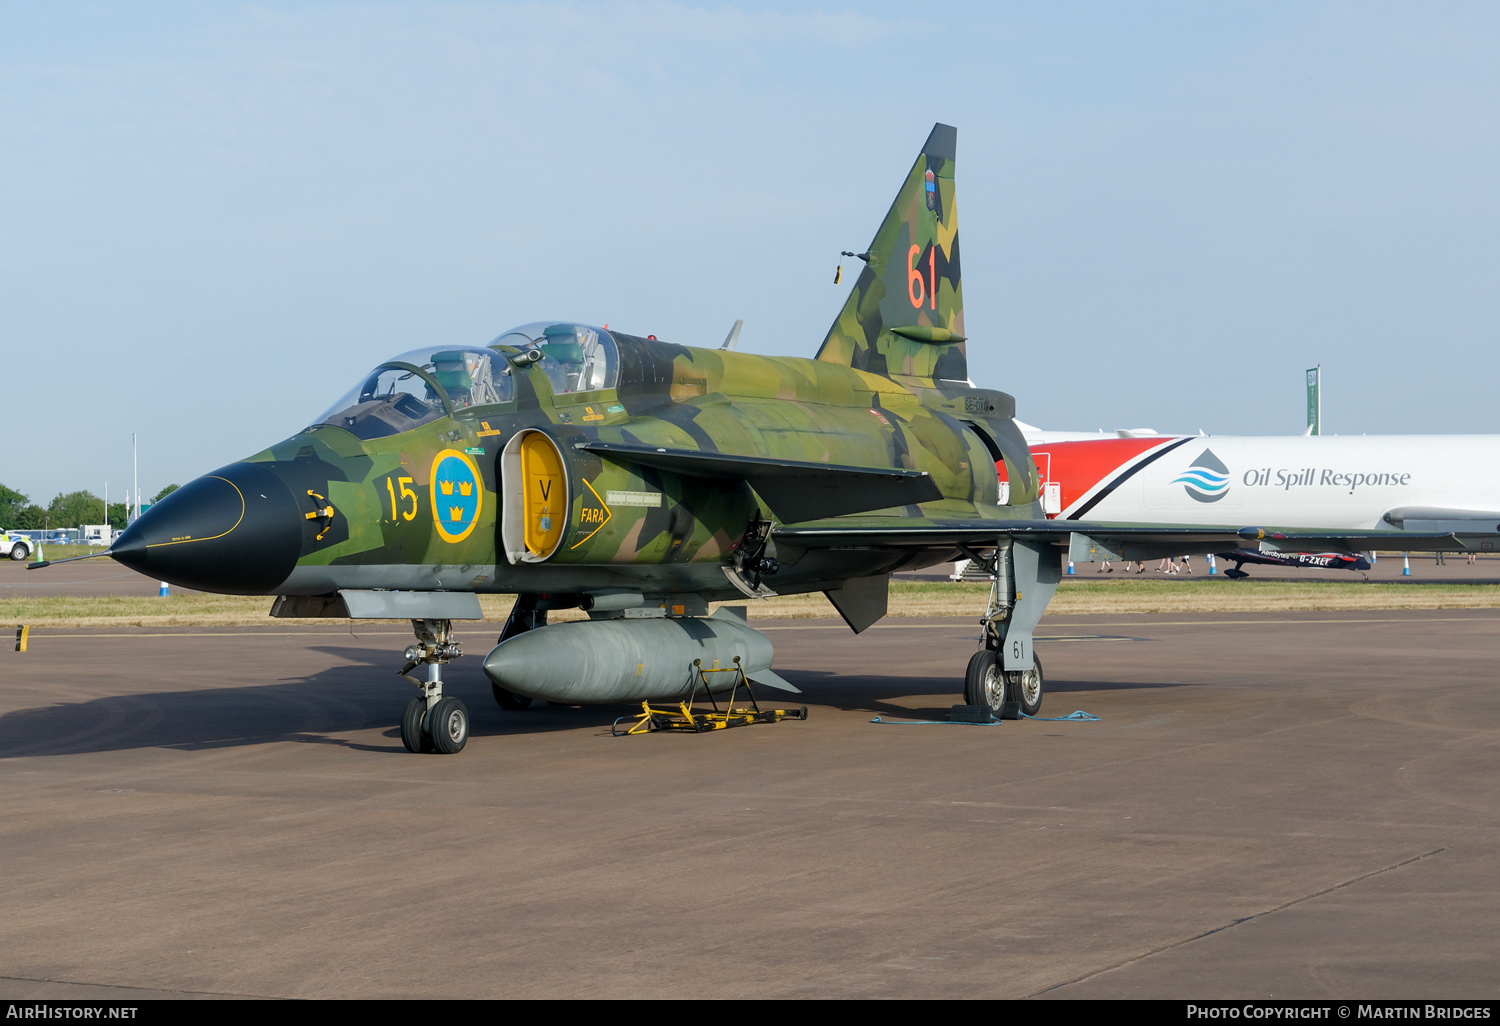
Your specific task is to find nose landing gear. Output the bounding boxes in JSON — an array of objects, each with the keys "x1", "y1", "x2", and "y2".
[{"x1": 398, "y1": 618, "x2": 469, "y2": 754}]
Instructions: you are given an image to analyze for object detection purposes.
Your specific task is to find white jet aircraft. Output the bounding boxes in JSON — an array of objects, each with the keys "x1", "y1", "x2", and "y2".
[{"x1": 994, "y1": 429, "x2": 1500, "y2": 568}]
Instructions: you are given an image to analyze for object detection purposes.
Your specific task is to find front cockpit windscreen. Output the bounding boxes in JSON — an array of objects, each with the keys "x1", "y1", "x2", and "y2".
[
  {"x1": 314, "y1": 347, "x2": 514, "y2": 440},
  {"x1": 491, "y1": 322, "x2": 618, "y2": 395}
]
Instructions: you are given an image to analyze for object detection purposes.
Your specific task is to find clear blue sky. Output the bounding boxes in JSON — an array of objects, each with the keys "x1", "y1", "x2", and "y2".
[{"x1": 4, "y1": 2, "x2": 1498, "y2": 501}]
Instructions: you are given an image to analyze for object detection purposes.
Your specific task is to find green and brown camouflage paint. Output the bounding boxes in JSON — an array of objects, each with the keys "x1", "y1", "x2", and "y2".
[{"x1": 224, "y1": 124, "x2": 1041, "y2": 602}]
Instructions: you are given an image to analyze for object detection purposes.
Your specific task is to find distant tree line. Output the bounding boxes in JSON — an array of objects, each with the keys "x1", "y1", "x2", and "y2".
[{"x1": 0, "y1": 483, "x2": 179, "y2": 531}]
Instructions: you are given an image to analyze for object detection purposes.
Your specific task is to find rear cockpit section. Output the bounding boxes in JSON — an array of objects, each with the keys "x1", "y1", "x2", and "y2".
[
  {"x1": 313, "y1": 347, "x2": 513, "y2": 440},
  {"x1": 431, "y1": 349, "x2": 513, "y2": 408},
  {"x1": 491, "y1": 322, "x2": 618, "y2": 395}
]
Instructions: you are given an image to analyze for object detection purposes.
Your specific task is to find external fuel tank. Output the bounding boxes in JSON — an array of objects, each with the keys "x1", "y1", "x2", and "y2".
[{"x1": 480, "y1": 614, "x2": 795, "y2": 705}]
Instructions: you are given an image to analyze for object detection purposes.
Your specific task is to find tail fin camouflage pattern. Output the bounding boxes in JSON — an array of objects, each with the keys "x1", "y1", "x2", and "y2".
[{"x1": 815, "y1": 123, "x2": 964, "y2": 383}]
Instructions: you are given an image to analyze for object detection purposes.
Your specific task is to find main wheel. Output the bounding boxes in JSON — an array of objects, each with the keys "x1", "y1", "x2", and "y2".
[
  {"x1": 400, "y1": 696, "x2": 431, "y2": 753},
  {"x1": 963, "y1": 649, "x2": 1005, "y2": 716},
  {"x1": 491, "y1": 682, "x2": 532, "y2": 710},
  {"x1": 1007, "y1": 653, "x2": 1045, "y2": 717},
  {"x1": 428, "y1": 696, "x2": 470, "y2": 754},
  {"x1": 9, "y1": 544, "x2": 29, "y2": 561}
]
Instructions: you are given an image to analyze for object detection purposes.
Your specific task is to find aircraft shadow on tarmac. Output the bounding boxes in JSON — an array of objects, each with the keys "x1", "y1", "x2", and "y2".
[
  {"x1": 0, "y1": 645, "x2": 1193, "y2": 758},
  {"x1": 759, "y1": 667, "x2": 1196, "y2": 723},
  {"x1": 0, "y1": 645, "x2": 624, "y2": 759}
]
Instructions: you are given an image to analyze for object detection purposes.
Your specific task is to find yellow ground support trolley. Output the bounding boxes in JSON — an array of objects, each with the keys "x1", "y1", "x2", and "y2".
[{"x1": 613, "y1": 656, "x2": 808, "y2": 735}]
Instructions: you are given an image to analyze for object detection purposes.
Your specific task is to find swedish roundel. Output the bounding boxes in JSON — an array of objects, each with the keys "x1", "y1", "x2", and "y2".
[{"x1": 431, "y1": 449, "x2": 483, "y2": 543}]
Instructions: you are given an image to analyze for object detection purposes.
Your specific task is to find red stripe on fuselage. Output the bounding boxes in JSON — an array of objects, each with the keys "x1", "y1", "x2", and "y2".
[{"x1": 996, "y1": 437, "x2": 1178, "y2": 516}]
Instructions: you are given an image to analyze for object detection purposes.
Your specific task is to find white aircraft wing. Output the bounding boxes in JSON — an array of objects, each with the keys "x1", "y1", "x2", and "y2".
[
  {"x1": 1381, "y1": 507, "x2": 1500, "y2": 534},
  {"x1": 775, "y1": 520, "x2": 1477, "y2": 561}
]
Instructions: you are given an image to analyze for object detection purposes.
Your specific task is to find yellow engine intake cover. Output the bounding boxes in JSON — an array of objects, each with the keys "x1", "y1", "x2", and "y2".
[
  {"x1": 501, "y1": 429, "x2": 570, "y2": 563},
  {"x1": 521, "y1": 431, "x2": 565, "y2": 557}
]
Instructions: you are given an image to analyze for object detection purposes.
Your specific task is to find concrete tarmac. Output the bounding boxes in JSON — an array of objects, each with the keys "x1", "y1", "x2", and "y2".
[
  {"x1": 1, "y1": 611, "x2": 1497, "y2": 999},
  {"x1": 0, "y1": 559, "x2": 205, "y2": 598}
]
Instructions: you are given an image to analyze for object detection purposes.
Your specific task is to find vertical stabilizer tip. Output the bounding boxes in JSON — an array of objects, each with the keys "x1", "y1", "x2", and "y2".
[{"x1": 924, "y1": 123, "x2": 957, "y2": 160}]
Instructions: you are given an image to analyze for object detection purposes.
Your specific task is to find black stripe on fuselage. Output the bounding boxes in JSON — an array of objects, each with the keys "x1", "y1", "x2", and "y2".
[{"x1": 1065, "y1": 437, "x2": 1195, "y2": 521}]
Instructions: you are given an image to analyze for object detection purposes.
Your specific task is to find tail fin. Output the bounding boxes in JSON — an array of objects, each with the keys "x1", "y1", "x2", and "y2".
[{"x1": 816, "y1": 123, "x2": 964, "y2": 382}]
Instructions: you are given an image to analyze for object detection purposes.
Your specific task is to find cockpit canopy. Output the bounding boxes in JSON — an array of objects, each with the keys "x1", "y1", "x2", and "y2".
[
  {"x1": 314, "y1": 347, "x2": 513, "y2": 440},
  {"x1": 491, "y1": 322, "x2": 618, "y2": 395},
  {"x1": 313, "y1": 323, "x2": 618, "y2": 441}
]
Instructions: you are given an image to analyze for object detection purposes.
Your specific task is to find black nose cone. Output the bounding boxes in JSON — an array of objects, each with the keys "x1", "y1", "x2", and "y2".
[{"x1": 111, "y1": 462, "x2": 302, "y2": 594}]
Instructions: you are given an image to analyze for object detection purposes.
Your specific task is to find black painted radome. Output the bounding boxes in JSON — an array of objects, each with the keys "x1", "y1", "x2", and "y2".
[{"x1": 111, "y1": 462, "x2": 301, "y2": 595}]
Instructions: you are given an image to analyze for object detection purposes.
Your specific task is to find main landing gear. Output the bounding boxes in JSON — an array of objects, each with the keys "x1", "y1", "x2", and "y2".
[
  {"x1": 398, "y1": 618, "x2": 469, "y2": 754},
  {"x1": 962, "y1": 649, "x2": 1045, "y2": 719},
  {"x1": 959, "y1": 537, "x2": 1059, "y2": 720}
]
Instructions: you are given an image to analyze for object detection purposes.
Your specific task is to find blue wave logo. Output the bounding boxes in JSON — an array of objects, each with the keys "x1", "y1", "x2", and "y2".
[{"x1": 1173, "y1": 449, "x2": 1230, "y2": 504}]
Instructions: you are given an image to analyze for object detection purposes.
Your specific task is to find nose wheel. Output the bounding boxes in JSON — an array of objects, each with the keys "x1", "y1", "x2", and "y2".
[
  {"x1": 426, "y1": 696, "x2": 470, "y2": 753},
  {"x1": 397, "y1": 618, "x2": 469, "y2": 754},
  {"x1": 400, "y1": 696, "x2": 434, "y2": 753}
]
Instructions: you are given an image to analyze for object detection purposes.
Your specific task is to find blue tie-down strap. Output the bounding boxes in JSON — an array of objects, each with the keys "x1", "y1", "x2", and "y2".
[
  {"x1": 869, "y1": 716, "x2": 1002, "y2": 726},
  {"x1": 870, "y1": 709, "x2": 1100, "y2": 725}
]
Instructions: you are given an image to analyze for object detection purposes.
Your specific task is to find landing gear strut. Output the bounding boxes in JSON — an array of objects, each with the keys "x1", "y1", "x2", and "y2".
[{"x1": 397, "y1": 618, "x2": 469, "y2": 754}]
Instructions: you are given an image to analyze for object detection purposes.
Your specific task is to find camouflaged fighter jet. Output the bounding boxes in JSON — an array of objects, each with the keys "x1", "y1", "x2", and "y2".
[{"x1": 37, "y1": 124, "x2": 1452, "y2": 754}]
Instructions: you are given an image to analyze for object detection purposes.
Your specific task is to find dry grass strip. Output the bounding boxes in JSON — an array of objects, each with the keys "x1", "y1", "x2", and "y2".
[{"x1": 4, "y1": 577, "x2": 1499, "y2": 629}]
